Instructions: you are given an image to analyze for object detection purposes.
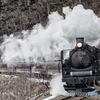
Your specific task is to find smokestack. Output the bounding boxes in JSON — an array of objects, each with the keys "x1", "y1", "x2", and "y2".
[{"x1": 76, "y1": 37, "x2": 84, "y2": 44}]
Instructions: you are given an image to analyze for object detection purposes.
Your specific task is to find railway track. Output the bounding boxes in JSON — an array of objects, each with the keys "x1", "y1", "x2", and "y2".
[
  {"x1": 61, "y1": 97, "x2": 85, "y2": 100},
  {"x1": 51, "y1": 87, "x2": 100, "y2": 100},
  {"x1": 51, "y1": 95, "x2": 85, "y2": 100}
]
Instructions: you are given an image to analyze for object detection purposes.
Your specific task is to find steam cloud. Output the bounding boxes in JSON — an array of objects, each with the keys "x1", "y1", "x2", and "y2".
[{"x1": 1, "y1": 4, "x2": 100, "y2": 65}]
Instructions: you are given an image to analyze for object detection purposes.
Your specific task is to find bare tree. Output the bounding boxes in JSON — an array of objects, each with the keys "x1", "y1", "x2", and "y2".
[
  {"x1": 79, "y1": 0, "x2": 81, "y2": 4},
  {"x1": 46, "y1": 0, "x2": 50, "y2": 15},
  {"x1": 0, "y1": 1, "x2": 2, "y2": 12},
  {"x1": 26, "y1": 0, "x2": 30, "y2": 6}
]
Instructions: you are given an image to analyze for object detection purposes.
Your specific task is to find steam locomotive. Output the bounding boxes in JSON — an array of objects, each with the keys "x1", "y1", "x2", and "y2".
[{"x1": 61, "y1": 37, "x2": 100, "y2": 92}]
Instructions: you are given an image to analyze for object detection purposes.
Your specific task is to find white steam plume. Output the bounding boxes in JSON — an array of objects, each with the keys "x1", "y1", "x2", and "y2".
[
  {"x1": 50, "y1": 74, "x2": 69, "y2": 96},
  {"x1": 1, "y1": 4, "x2": 100, "y2": 65}
]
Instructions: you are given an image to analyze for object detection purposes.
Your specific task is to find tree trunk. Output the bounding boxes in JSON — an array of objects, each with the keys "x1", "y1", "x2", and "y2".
[
  {"x1": 79, "y1": 0, "x2": 81, "y2": 4},
  {"x1": 46, "y1": 0, "x2": 50, "y2": 15}
]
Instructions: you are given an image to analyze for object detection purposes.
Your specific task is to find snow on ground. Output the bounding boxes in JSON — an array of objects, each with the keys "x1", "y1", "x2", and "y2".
[
  {"x1": 42, "y1": 96, "x2": 56, "y2": 100},
  {"x1": 0, "y1": 73, "x2": 50, "y2": 100},
  {"x1": 1, "y1": 74, "x2": 11, "y2": 77},
  {"x1": 0, "y1": 74, "x2": 19, "y2": 78},
  {"x1": 27, "y1": 78, "x2": 49, "y2": 83}
]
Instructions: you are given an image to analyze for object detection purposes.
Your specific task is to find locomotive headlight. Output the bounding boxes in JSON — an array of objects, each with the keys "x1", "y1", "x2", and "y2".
[{"x1": 77, "y1": 42, "x2": 82, "y2": 48}]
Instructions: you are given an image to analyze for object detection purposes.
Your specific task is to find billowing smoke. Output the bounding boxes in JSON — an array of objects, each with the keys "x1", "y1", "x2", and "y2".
[{"x1": 1, "y1": 4, "x2": 100, "y2": 65}]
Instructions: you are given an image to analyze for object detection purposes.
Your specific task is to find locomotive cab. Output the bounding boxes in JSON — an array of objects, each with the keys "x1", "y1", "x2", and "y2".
[{"x1": 61, "y1": 37, "x2": 100, "y2": 92}]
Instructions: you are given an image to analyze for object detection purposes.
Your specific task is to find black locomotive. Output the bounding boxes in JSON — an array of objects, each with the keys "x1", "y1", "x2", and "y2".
[{"x1": 61, "y1": 37, "x2": 100, "y2": 92}]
